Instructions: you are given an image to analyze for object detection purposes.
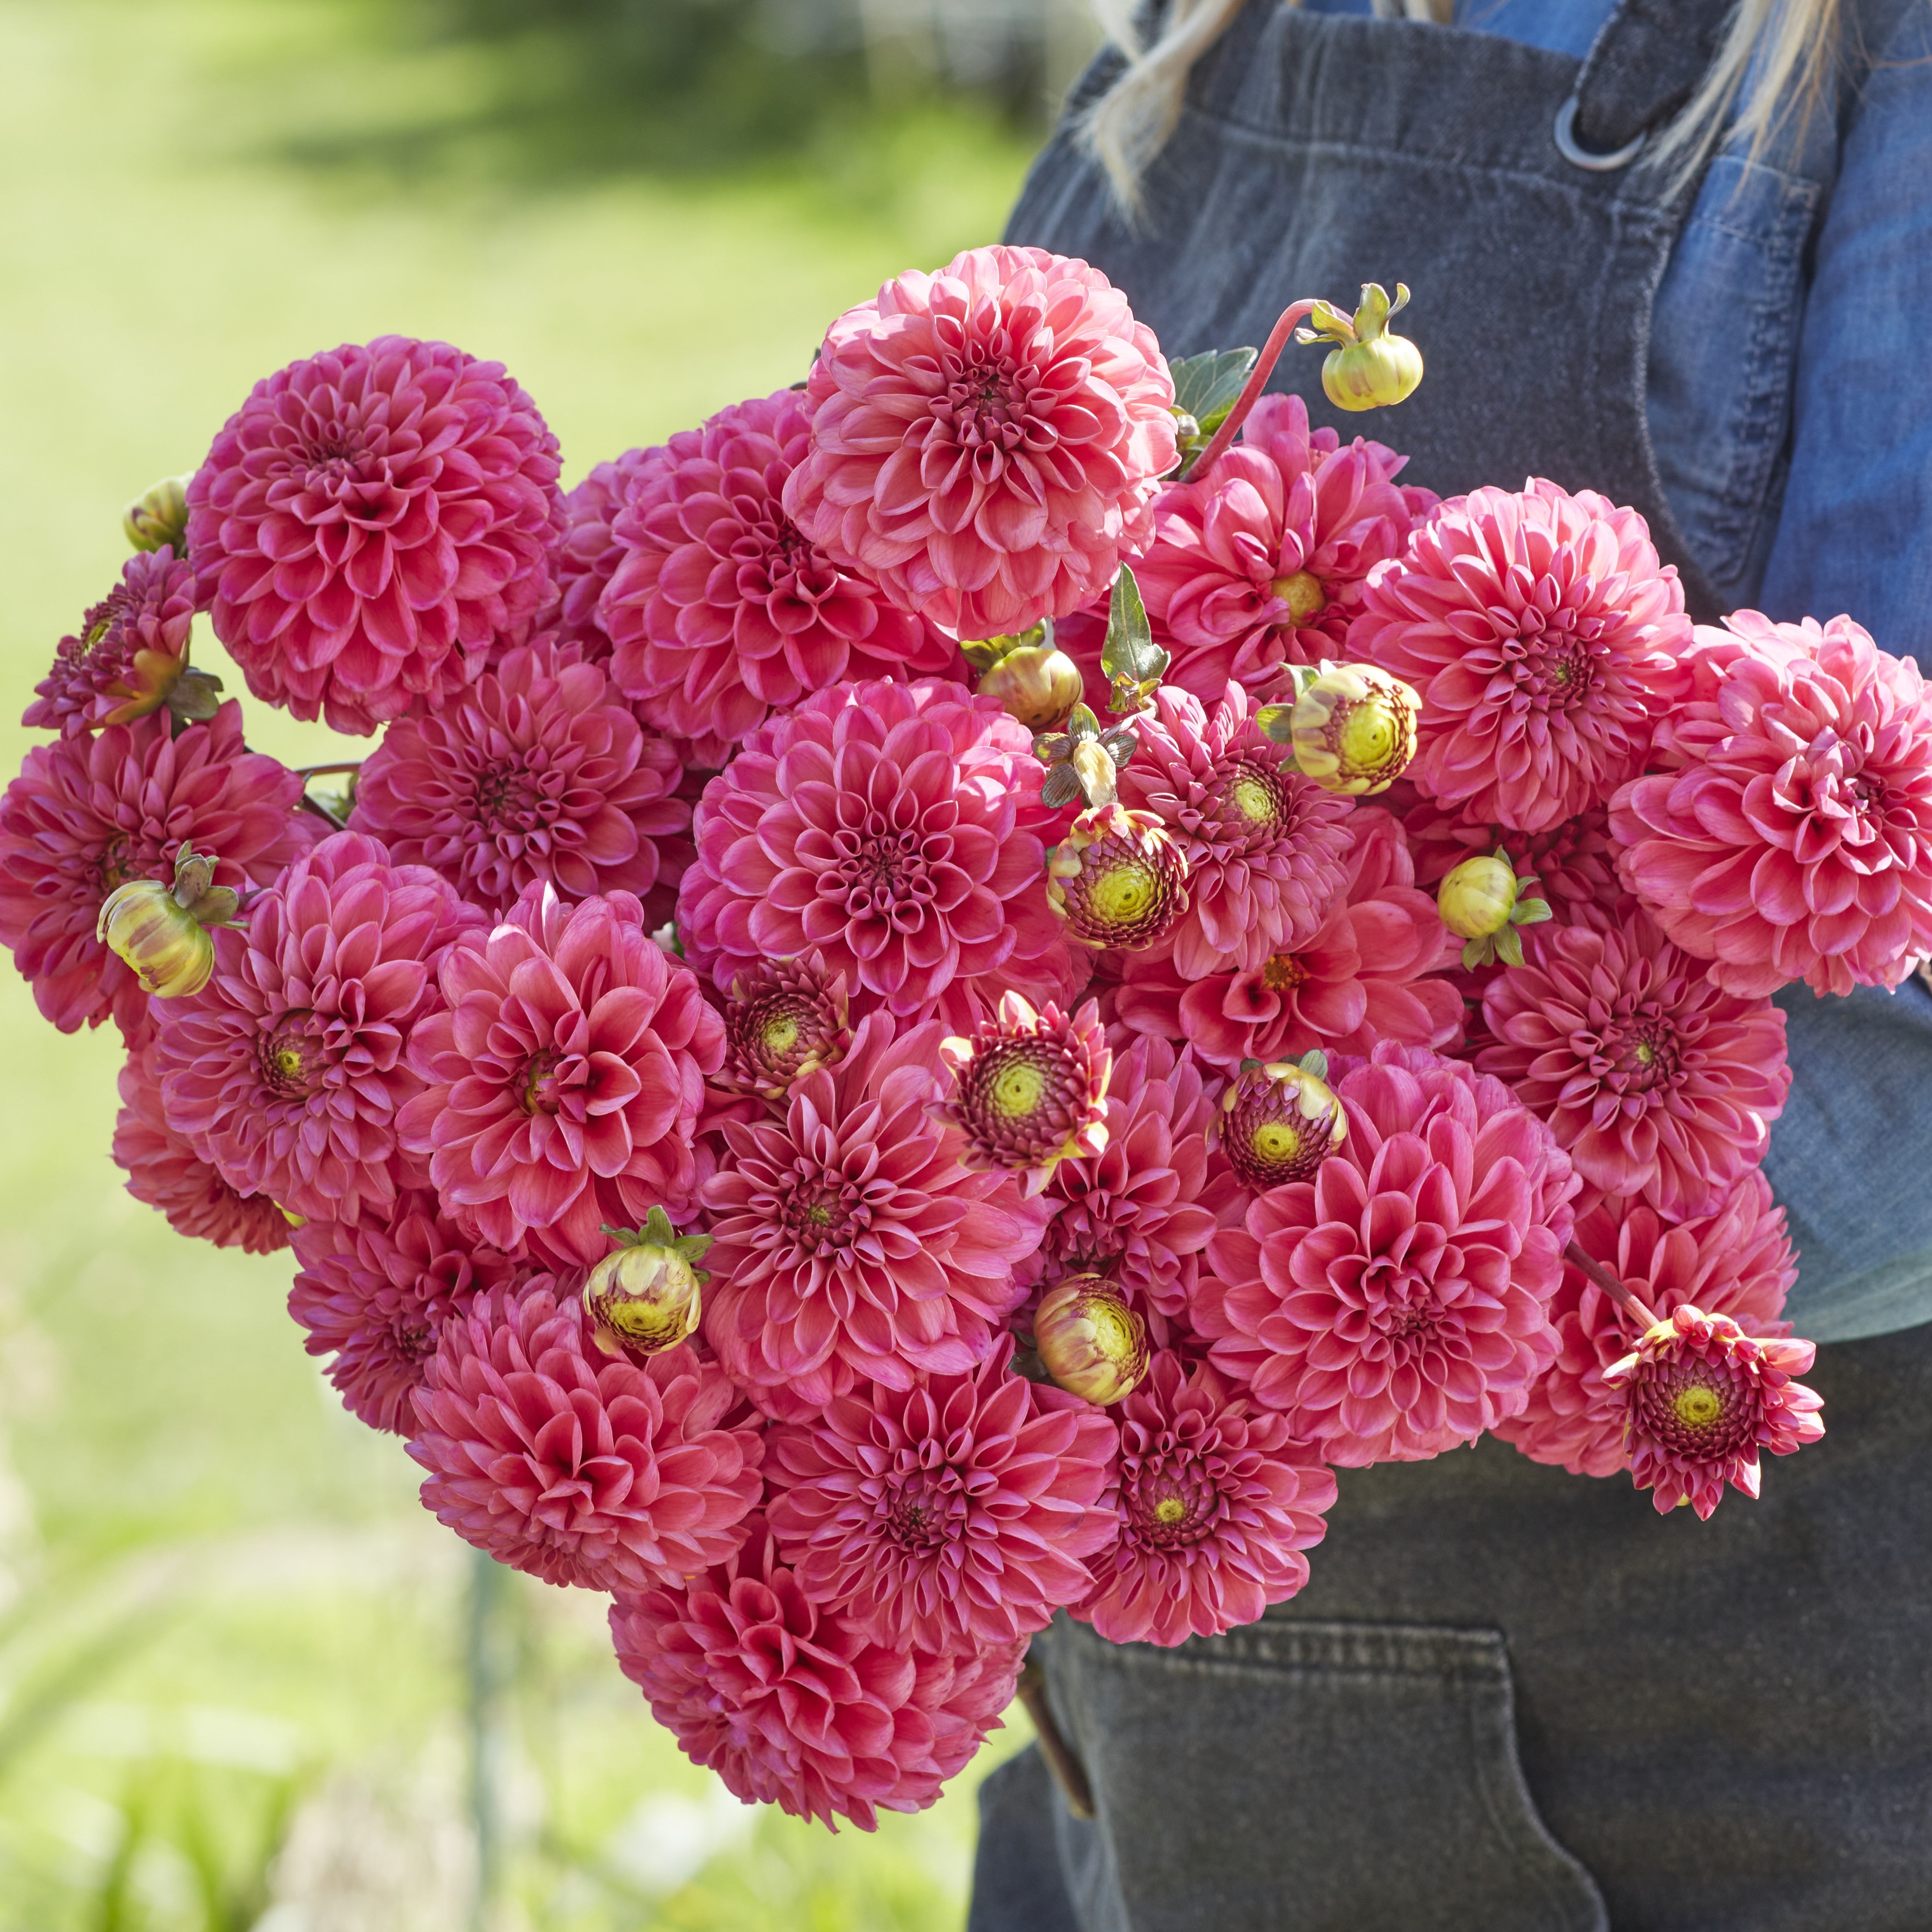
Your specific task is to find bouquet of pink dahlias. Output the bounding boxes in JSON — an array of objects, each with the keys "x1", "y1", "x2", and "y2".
[{"x1": 14, "y1": 246, "x2": 1921, "y2": 1831}]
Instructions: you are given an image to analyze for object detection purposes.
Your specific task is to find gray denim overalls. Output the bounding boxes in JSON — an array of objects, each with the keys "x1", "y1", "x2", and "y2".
[{"x1": 971, "y1": 3, "x2": 1932, "y2": 1927}]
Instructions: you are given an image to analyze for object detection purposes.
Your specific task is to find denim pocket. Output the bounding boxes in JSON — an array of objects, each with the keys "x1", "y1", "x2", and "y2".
[{"x1": 1038, "y1": 1614, "x2": 1606, "y2": 1932}]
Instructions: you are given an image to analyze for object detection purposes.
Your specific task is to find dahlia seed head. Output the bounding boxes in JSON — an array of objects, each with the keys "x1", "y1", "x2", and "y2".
[
  {"x1": 1216, "y1": 1055, "x2": 1347, "y2": 1190},
  {"x1": 1033, "y1": 1274, "x2": 1150, "y2": 1405},
  {"x1": 584, "y1": 1208, "x2": 711, "y2": 1363},
  {"x1": 977, "y1": 643, "x2": 1087, "y2": 734},
  {"x1": 1046, "y1": 804, "x2": 1191, "y2": 950},
  {"x1": 122, "y1": 475, "x2": 191, "y2": 554},
  {"x1": 1274, "y1": 663, "x2": 1420, "y2": 794},
  {"x1": 719, "y1": 951, "x2": 853, "y2": 1101},
  {"x1": 95, "y1": 842, "x2": 239, "y2": 1000}
]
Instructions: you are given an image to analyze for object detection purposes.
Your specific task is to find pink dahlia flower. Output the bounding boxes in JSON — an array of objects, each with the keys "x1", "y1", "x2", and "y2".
[
  {"x1": 1117, "y1": 680, "x2": 1356, "y2": 976},
  {"x1": 782, "y1": 246, "x2": 1177, "y2": 639},
  {"x1": 1136, "y1": 394, "x2": 1433, "y2": 702},
  {"x1": 764, "y1": 1336, "x2": 1118, "y2": 1652},
  {"x1": 1495, "y1": 1173, "x2": 1797, "y2": 1479},
  {"x1": 1610, "y1": 612, "x2": 1932, "y2": 996},
  {"x1": 1399, "y1": 794, "x2": 1625, "y2": 924},
  {"x1": 1605, "y1": 1303, "x2": 1823, "y2": 1519},
  {"x1": 289, "y1": 1187, "x2": 521, "y2": 1434},
  {"x1": 412, "y1": 1276, "x2": 763, "y2": 1590},
  {"x1": 700, "y1": 1012, "x2": 1047, "y2": 1414},
  {"x1": 610, "y1": 1519, "x2": 1021, "y2": 1831},
  {"x1": 1115, "y1": 809, "x2": 1460, "y2": 1070},
  {"x1": 400, "y1": 884, "x2": 724, "y2": 1269},
  {"x1": 350, "y1": 637, "x2": 690, "y2": 919},
  {"x1": 187, "y1": 336, "x2": 564, "y2": 735},
  {"x1": 679, "y1": 677, "x2": 1080, "y2": 1031},
  {"x1": 547, "y1": 448, "x2": 653, "y2": 661},
  {"x1": 24, "y1": 548, "x2": 198, "y2": 736},
  {"x1": 1078, "y1": 1353, "x2": 1336, "y2": 1647},
  {"x1": 113, "y1": 1040, "x2": 289, "y2": 1254},
  {"x1": 0, "y1": 703, "x2": 314, "y2": 1042},
  {"x1": 1353, "y1": 480, "x2": 1691, "y2": 832},
  {"x1": 1477, "y1": 909, "x2": 1789, "y2": 1218},
  {"x1": 158, "y1": 831, "x2": 481, "y2": 1225},
  {"x1": 602, "y1": 389, "x2": 955, "y2": 748},
  {"x1": 1197, "y1": 1044, "x2": 1577, "y2": 1463}
]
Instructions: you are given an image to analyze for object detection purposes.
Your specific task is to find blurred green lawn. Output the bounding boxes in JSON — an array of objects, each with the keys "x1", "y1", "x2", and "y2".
[{"x1": 0, "y1": 2, "x2": 1043, "y2": 1924}]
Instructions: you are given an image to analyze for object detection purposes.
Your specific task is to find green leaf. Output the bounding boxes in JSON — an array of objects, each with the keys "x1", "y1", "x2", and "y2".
[
  {"x1": 1461, "y1": 936, "x2": 1490, "y2": 971},
  {"x1": 1099, "y1": 567, "x2": 1165, "y2": 692},
  {"x1": 1297, "y1": 1049, "x2": 1330, "y2": 1082},
  {"x1": 1511, "y1": 897, "x2": 1553, "y2": 927},
  {"x1": 1493, "y1": 924, "x2": 1525, "y2": 968},
  {"x1": 1253, "y1": 702, "x2": 1295, "y2": 745},
  {"x1": 1169, "y1": 347, "x2": 1259, "y2": 436}
]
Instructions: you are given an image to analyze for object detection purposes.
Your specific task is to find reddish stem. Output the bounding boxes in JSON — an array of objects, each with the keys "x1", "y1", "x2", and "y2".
[
  {"x1": 1188, "y1": 299, "x2": 1322, "y2": 480},
  {"x1": 1564, "y1": 1240, "x2": 1662, "y2": 1331}
]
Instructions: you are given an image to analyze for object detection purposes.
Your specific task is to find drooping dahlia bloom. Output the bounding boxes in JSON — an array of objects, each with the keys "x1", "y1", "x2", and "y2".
[
  {"x1": 1477, "y1": 909, "x2": 1789, "y2": 1218},
  {"x1": 289, "y1": 1188, "x2": 521, "y2": 1434},
  {"x1": 24, "y1": 548, "x2": 198, "y2": 736},
  {"x1": 113, "y1": 1040, "x2": 290, "y2": 1254},
  {"x1": 679, "y1": 678, "x2": 1080, "y2": 1031},
  {"x1": 1197, "y1": 1044, "x2": 1577, "y2": 1463},
  {"x1": 1353, "y1": 480, "x2": 1691, "y2": 832},
  {"x1": 349, "y1": 637, "x2": 690, "y2": 918},
  {"x1": 186, "y1": 336, "x2": 564, "y2": 735},
  {"x1": 400, "y1": 883, "x2": 724, "y2": 1269},
  {"x1": 1116, "y1": 809, "x2": 1460, "y2": 1071},
  {"x1": 411, "y1": 1276, "x2": 763, "y2": 1591},
  {"x1": 1116, "y1": 681, "x2": 1356, "y2": 976},
  {"x1": 1610, "y1": 612, "x2": 1932, "y2": 996},
  {"x1": 1135, "y1": 393, "x2": 1433, "y2": 702},
  {"x1": 602, "y1": 389, "x2": 955, "y2": 748},
  {"x1": 610, "y1": 1520, "x2": 1022, "y2": 1831},
  {"x1": 934, "y1": 991, "x2": 1111, "y2": 1192},
  {"x1": 1605, "y1": 1304, "x2": 1824, "y2": 1519},
  {"x1": 782, "y1": 246, "x2": 1177, "y2": 639},
  {"x1": 764, "y1": 1336, "x2": 1118, "y2": 1653},
  {"x1": 1399, "y1": 794, "x2": 1625, "y2": 924},
  {"x1": 1078, "y1": 1353, "x2": 1336, "y2": 1647},
  {"x1": 715, "y1": 950, "x2": 854, "y2": 1103},
  {"x1": 545, "y1": 447, "x2": 653, "y2": 661},
  {"x1": 158, "y1": 831, "x2": 482, "y2": 1225},
  {"x1": 1496, "y1": 1173, "x2": 1797, "y2": 1479},
  {"x1": 700, "y1": 1012, "x2": 1048, "y2": 1414},
  {"x1": 0, "y1": 703, "x2": 315, "y2": 1042}
]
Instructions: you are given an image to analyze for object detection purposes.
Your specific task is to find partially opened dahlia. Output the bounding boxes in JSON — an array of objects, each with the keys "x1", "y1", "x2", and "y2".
[{"x1": 25, "y1": 547, "x2": 199, "y2": 737}]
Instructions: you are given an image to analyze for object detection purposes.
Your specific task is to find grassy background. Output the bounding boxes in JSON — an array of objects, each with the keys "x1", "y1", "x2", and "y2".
[{"x1": 0, "y1": 2, "x2": 1049, "y2": 1923}]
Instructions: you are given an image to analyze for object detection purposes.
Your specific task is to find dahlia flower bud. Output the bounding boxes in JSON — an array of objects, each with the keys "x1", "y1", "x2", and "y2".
[
  {"x1": 718, "y1": 951, "x2": 852, "y2": 1101},
  {"x1": 1046, "y1": 804, "x2": 1191, "y2": 950},
  {"x1": 1260, "y1": 663, "x2": 1420, "y2": 794},
  {"x1": 1033, "y1": 1274, "x2": 1150, "y2": 1405},
  {"x1": 1216, "y1": 1052, "x2": 1347, "y2": 1190},
  {"x1": 977, "y1": 642, "x2": 1087, "y2": 733},
  {"x1": 1438, "y1": 850, "x2": 1552, "y2": 968},
  {"x1": 95, "y1": 841, "x2": 240, "y2": 999},
  {"x1": 584, "y1": 1208, "x2": 711, "y2": 1363},
  {"x1": 122, "y1": 475, "x2": 190, "y2": 554},
  {"x1": 1295, "y1": 283, "x2": 1424, "y2": 414}
]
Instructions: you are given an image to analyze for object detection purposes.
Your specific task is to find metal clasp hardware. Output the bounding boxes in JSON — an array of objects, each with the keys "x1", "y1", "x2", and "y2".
[{"x1": 1553, "y1": 96, "x2": 1648, "y2": 171}]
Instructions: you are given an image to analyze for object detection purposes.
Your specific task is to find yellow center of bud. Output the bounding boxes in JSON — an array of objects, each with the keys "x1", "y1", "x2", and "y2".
[
  {"x1": 1228, "y1": 775, "x2": 1279, "y2": 825},
  {"x1": 1674, "y1": 1384, "x2": 1723, "y2": 1430},
  {"x1": 1271, "y1": 571, "x2": 1327, "y2": 624},
  {"x1": 989, "y1": 1057, "x2": 1048, "y2": 1119},
  {"x1": 1261, "y1": 953, "x2": 1308, "y2": 992},
  {"x1": 1153, "y1": 1496, "x2": 1188, "y2": 1525},
  {"x1": 1252, "y1": 1121, "x2": 1303, "y2": 1164},
  {"x1": 763, "y1": 1013, "x2": 799, "y2": 1056},
  {"x1": 1635, "y1": 1042, "x2": 1656, "y2": 1066},
  {"x1": 1338, "y1": 701, "x2": 1399, "y2": 773},
  {"x1": 1089, "y1": 859, "x2": 1156, "y2": 927}
]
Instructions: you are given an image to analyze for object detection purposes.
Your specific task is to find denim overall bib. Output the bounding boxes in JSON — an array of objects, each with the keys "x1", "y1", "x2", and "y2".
[{"x1": 971, "y1": 5, "x2": 1932, "y2": 1927}]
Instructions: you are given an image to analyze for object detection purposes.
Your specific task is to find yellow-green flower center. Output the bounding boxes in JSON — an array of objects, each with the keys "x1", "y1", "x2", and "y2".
[
  {"x1": 762, "y1": 1013, "x2": 799, "y2": 1057},
  {"x1": 1338, "y1": 701, "x2": 1399, "y2": 774},
  {"x1": 1251, "y1": 1121, "x2": 1303, "y2": 1164},
  {"x1": 1089, "y1": 859, "x2": 1156, "y2": 927},
  {"x1": 1228, "y1": 773, "x2": 1280, "y2": 826},
  {"x1": 1673, "y1": 1384, "x2": 1724, "y2": 1430},
  {"x1": 1272, "y1": 570, "x2": 1327, "y2": 624},
  {"x1": 1262, "y1": 952, "x2": 1308, "y2": 992},
  {"x1": 1153, "y1": 1496, "x2": 1188, "y2": 1525},
  {"x1": 1088, "y1": 1298, "x2": 1140, "y2": 1359},
  {"x1": 273, "y1": 1047, "x2": 305, "y2": 1081},
  {"x1": 989, "y1": 1056, "x2": 1049, "y2": 1119}
]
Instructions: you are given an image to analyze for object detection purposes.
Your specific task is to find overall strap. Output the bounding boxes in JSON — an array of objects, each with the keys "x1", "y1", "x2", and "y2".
[{"x1": 1568, "y1": 0, "x2": 1741, "y2": 158}]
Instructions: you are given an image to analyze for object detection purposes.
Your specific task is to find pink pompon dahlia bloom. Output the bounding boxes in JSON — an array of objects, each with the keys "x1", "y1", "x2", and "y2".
[
  {"x1": 1477, "y1": 909, "x2": 1789, "y2": 1218},
  {"x1": 602, "y1": 389, "x2": 955, "y2": 748},
  {"x1": 350, "y1": 636, "x2": 690, "y2": 919},
  {"x1": 764, "y1": 1335, "x2": 1118, "y2": 1652},
  {"x1": 1115, "y1": 808, "x2": 1460, "y2": 1071},
  {"x1": 158, "y1": 830, "x2": 482, "y2": 1225},
  {"x1": 187, "y1": 336, "x2": 564, "y2": 735},
  {"x1": 1197, "y1": 1044, "x2": 1577, "y2": 1463},
  {"x1": 1136, "y1": 393, "x2": 1434, "y2": 702},
  {"x1": 1353, "y1": 479, "x2": 1691, "y2": 832},
  {"x1": 289, "y1": 1187, "x2": 521, "y2": 1434},
  {"x1": 24, "y1": 548, "x2": 199, "y2": 736},
  {"x1": 1117, "y1": 680, "x2": 1356, "y2": 976},
  {"x1": 1610, "y1": 611, "x2": 1932, "y2": 996},
  {"x1": 411, "y1": 1276, "x2": 763, "y2": 1590},
  {"x1": 610, "y1": 1519, "x2": 1022, "y2": 1831},
  {"x1": 782, "y1": 246, "x2": 1177, "y2": 641},
  {"x1": 1078, "y1": 1353, "x2": 1336, "y2": 1647},
  {"x1": 1495, "y1": 1172, "x2": 1797, "y2": 1480},
  {"x1": 546, "y1": 447, "x2": 654, "y2": 661},
  {"x1": 700, "y1": 1011, "x2": 1048, "y2": 1415},
  {"x1": 1605, "y1": 1303, "x2": 1823, "y2": 1519},
  {"x1": 401, "y1": 883, "x2": 724, "y2": 1269},
  {"x1": 1399, "y1": 794, "x2": 1625, "y2": 924},
  {"x1": 679, "y1": 677, "x2": 1081, "y2": 1031},
  {"x1": 0, "y1": 702, "x2": 315, "y2": 1043},
  {"x1": 113, "y1": 1040, "x2": 290, "y2": 1254}
]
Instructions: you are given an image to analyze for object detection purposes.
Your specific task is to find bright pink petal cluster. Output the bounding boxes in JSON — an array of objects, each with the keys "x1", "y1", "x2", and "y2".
[
  {"x1": 1354, "y1": 480, "x2": 1691, "y2": 831},
  {"x1": 411, "y1": 1276, "x2": 763, "y2": 1590},
  {"x1": 679, "y1": 677, "x2": 1080, "y2": 1030},
  {"x1": 783, "y1": 246, "x2": 1177, "y2": 639},
  {"x1": 1610, "y1": 611, "x2": 1932, "y2": 995},
  {"x1": 401, "y1": 884, "x2": 724, "y2": 1268},
  {"x1": 1197, "y1": 1044, "x2": 1577, "y2": 1463},
  {"x1": 25, "y1": 548, "x2": 198, "y2": 736},
  {"x1": 187, "y1": 336, "x2": 563, "y2": 735},
  {"x1": 764, "y1": 1336, "x2": 1117, "y2": 1652},
  {"x1": 1398, "y1": 794, "x2": 1625, "y2": 924},
  {"x1": 546, "y1": 447, "x2": 653, "y2": 661}
]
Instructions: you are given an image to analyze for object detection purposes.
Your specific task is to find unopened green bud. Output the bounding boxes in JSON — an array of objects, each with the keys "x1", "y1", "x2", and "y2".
[
  {"x1": 584, "y1": 1208, "x2": 711, "y2": 1363},
  {"x1": 1032, "y1": 1274, "x2": 1149, "y2": 1406},
  {"x1": 1286, "y1": 663, "x2": 1420, "y2": 794},
  {"x1": 1297, "y1": 284, "x2": 1424, "y2": 414},
  {"x1": 123, "y1": 475, "x2": 191, "y2": 555},
  {"x1": 97, "y1": 882, "x2": 216, "y2": 998},
  {"x1": 1437, "y1": 856, "x2": 1518, "y2": 940},
  {"x1": 978, "y1": 644, "x2": 1086, "y2": 733}
]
